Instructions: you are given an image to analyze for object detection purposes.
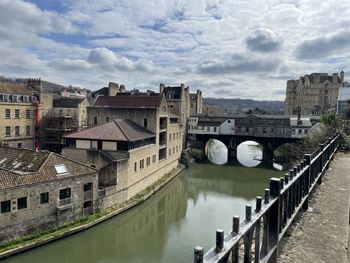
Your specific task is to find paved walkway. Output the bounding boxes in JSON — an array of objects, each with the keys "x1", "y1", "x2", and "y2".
[{"x1": 278, "y1": 151, "x2": 350, "y2": 263}]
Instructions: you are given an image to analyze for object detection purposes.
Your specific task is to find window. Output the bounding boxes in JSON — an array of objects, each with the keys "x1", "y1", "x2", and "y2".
[
  {"x1": 152, "y1": 154, "x2": 156, "y2": 163},
  {"x1": 0, "y1": 200, "x2": 11, "y2": 213},
  {"x1": 169, "y1": 148, "x2": 172, "y2": 156},
  {"x1": 26, "y1": 126, "x2": 30, "y2": 136},
  {"x1": 26, "y1": 109, "x2": 31, "y2": 119},
  {"x1": 15, "y1": 126, "x2": 20, "y2": 136},
  {"x1": 176, "y1": 146, "x2": 178, "y2": 152},
  {"x1": 206, "y1": 127, "x2": 210, "y2": 132},
  {"x1": 134, "y1": 162, "x2": 137, "y2": 172},
  {"x1": 144, "y1": 118, "x2": 148, "y2": 128},
  {"x1": 5, "y1": 109, "x2": 10, "y2": 119},
  {"x1": 106, "y1": 117, "x2": 110, "y2": 122},
  {"x1": 17, "y1": 197, "x2": 27, "y2": 210},
  {"x1": 228, "y1": 120, "x2": 231, "y2": 123},
  {"x1": 298, "y1": 129, "x2": 302, "y2": 134},
  {"x1": 245, "y1": 127, "x2": 249, "y2": 132},
  {"x1": 169, "y1": 133, "x2": 172, "y2": 141},
  {"x1": 15, "y1": 109, "x2": 20, "y2": 119},
  {"x1": 140, "y1": 159, "x2": 145, "y2": 169},
  {"x1": 84, "y1": 183, "x2": 93, "y2": 192},
  {"x1": 23, "y1": 96, "x2": 28, "y2": 103},
  {"x1": 94, "y1": 116, "x2": 97, "y2": 125},
  {"x1": 59, "y1": 188, "x2": 71, "y2": 200},
  {"x1": 40, "y1": 192, "x2": 49, "y2": 204},
  {"x1": 12, "y1": 95, "x2": 17, "y2": 102},
  {"x1": 17, "y1": 143, "x2": 22, "y2": 149},
  {"x1": 173, "y1": 147, "x2": 175, "y2": 154},
  {"x1": 5, "y1": 126, "x2": 10, "y2": 136},
  {"x1": 54, "y1": 164, "x2": 68, "y2": 174},
  {"x1": 146, "y1": 156, "x2": 150, "y2": 166},
  {"x1": 59, "y1": 109, "x2": 63, "y2": 116},
  {"x1": 262, "y1": 128, "x2": 266, "y2": 134},
  {"x1": 214, "y1": 127, "x2": 217, "y2": 132},
  {"x1": 305, "y1": 129, "x2": 308, "y2": 134}
]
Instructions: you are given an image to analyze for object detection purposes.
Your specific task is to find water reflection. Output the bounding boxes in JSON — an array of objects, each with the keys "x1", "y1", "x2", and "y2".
[
  {"x1": 3, "y1": 164, "x2": 282, "y2": 263},
  {"x1": 205, "y1": 139, "x2": 228, "y2": 165},
  {"x1": 237, "y1": 141, "x2": 262, "y2": 167}
]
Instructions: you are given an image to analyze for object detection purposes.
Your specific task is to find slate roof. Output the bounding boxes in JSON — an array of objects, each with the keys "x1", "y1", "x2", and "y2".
[
  {"x1": 53, "y1": 97, "x2": 85, "y2": 108},
  {"x1": 93, "y1": 95, "x2": 162, "y2": 108},
  {"x1": 91, "y1": 87, "x2": 109, "y2": 97},
  {"x1": 163, "y1": 86, "x2": 182, "y2": 99},
  {"x1": 0, "y1": 147, "x2": 97, "y2": 190},
  {"x1": 0, "y1": 84, "x2": 33, "y2": 96},
  {"x1": 64, "y1": 119, "x2": 155, "y2": 142}
]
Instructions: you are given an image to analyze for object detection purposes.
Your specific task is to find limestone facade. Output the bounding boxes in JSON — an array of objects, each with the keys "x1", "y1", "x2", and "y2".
[
  {"x1": 0, "y1": 84, "x2": 36, "y2": 150},
  {"x1": 63, "y1": 95, "x2": 183, "y2": 209},
  {"x1": 284, "y1": 72, "x2": 344, "y2": 115}
]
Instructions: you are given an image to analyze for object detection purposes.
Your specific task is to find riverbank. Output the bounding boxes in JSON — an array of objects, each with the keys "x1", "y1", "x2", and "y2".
[
  {"x1": 278, "y1": 151, "x2": 350, "y2": 263},
  {"x1": 0, "y1": 165, "x2": 184, "y2": 260}
]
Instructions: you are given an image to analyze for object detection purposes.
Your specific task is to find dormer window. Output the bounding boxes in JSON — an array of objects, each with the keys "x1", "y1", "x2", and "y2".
[{"x1": 54, "y1": 164, "x2": 68, "y2": 175}]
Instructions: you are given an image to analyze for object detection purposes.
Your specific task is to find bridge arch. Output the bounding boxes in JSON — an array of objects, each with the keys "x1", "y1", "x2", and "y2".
[
  {"x1": 205, "y1": 139, "x2": 228, "y2": 165},
  {"x1": 236, "y1": 140, "x2": 262, "y2": 167}
]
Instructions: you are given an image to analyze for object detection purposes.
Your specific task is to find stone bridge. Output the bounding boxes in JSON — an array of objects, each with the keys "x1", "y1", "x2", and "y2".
[{"x1": 187, "y1": 114, "x2": 320, "y2": 163}]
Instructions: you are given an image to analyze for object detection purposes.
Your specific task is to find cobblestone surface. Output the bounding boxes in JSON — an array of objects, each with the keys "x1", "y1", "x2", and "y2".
[{"x1": 278, "y1": 151, "x2": 350, "y2": 263}]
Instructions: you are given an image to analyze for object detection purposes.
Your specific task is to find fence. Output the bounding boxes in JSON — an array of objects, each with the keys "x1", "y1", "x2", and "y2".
[{"x1": 194, "y1": 133, "x2": 340, "y2": 263}]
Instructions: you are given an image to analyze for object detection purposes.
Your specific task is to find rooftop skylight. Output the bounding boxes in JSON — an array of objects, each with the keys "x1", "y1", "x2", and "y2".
[{"x1": 54, "y1": 164, "x2": 68, "y2": 175}]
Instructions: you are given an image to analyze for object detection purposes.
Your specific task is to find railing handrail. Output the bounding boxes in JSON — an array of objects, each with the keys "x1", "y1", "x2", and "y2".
[{"x1": 194, "y1": 133, "x2": 340, "y2": 263}]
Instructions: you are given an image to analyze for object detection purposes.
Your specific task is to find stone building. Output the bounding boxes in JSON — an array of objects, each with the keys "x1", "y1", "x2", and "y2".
[
  {"x1": 190, "y1": 89, "x2": 203, "y2": 115},
  {"x1": 284, "y1": 72, "x2": 344, "y2": 115},
  {"x1": 337, "y1": 87, "x2": 350, "y2": 115},
  {"x1": 160, "y1": 83, "x2": 190, "y2": 125},
  {"x1": 0, "y1": 84, "x2": 36, "y2": 150},
  {"x1": 0, "y1": 146, "x2": 98, "y2": 242},
  {"x1": 45, "y1": 97, "x2": 89, "y2": 152},
  {"x1": 62, "y1": 94, "x2": 183, "y2": 209}
]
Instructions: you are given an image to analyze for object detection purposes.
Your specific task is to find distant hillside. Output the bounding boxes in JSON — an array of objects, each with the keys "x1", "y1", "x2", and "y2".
[
  {"x1": 0, "y1": 76, "x2": 65, "y2": 93},
  {"x1": 204, "y1": 97, "x2": 284, "y2": 112}
]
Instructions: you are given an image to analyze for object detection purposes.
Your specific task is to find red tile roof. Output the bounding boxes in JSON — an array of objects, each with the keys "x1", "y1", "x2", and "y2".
[
  {"x1": 0, "y1": 147, "x2": 97, "y2": 190},
  {"x1": 93, "y1": 95, "x2": 162, "y2": 108},
  {"x1": 64, "y1": 119, "x2": 155, "y2": 141}
]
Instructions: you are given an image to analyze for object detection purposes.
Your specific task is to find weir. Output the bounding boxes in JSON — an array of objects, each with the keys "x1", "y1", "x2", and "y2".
[{"x1": 194, "y1": 133, "x2": 340, "y2": 263}]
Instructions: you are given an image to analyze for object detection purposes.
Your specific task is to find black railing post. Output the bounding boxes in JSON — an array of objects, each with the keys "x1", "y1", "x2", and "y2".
[
  {"x1": 268, "y1": 178, "x2": 282, "y2": 262},
  {"x1": 318, "y1": 143, "x2": 324, "y2": 184},
  {"x1": 194, "y1": 246, "x2": 204, "y2": 263},
  {"x1": 256, "y1": 196, "x2": 262, "y2": 212},
  {"x1": 232, "y1": 216, "x2": 240, "y2": 262},
  {"x1": 264, "y1": 189, "x2": 270, "y2": 204},
  {"x1": 216, "y1": 229, "x2": 224, "y2": 252}
]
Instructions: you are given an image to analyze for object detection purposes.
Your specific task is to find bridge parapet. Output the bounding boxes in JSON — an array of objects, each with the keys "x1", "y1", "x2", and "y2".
[
  {"x1": 188, "y1": 114, "x2": 315, "y2": 139},
  {"x1": 194, "y1": 133, "x2": 340, "y2": 263}
]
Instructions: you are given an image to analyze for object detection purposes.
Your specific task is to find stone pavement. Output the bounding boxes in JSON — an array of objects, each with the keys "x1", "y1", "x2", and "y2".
[{"x1": 278, "y1": 151, "x2": 350, "y2": 263}]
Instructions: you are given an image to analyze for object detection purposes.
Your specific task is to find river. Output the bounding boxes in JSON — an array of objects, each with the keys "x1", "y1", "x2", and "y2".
[{"x1": 3, "y1": 162, "x2": 282, "y2": 263}]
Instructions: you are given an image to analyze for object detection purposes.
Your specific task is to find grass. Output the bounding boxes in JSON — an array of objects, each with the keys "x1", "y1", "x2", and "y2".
[{"x1": 0, "y1": 167, "x2": 181, "y2": 255}]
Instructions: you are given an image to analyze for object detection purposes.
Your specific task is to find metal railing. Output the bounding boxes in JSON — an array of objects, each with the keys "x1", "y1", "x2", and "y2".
[
  {"x1": 57, "y1": 197, "x2": 73, "y2": 207},
  {"x1": 194, "y1": 133, "x2": 340, "y2": 263}
]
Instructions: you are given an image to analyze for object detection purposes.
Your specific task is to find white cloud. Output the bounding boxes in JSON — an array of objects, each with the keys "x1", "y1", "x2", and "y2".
[{"x1": 1, "y1": 0, "x2": 350, "y2": 100}]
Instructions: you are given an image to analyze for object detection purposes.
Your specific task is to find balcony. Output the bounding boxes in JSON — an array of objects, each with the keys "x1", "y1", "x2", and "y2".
[{"x1": 57, "y1": 197, "x2": 74, "y2": 211}]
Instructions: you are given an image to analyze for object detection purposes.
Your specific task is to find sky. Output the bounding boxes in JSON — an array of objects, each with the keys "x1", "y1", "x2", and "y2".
[{"x1": 1, "y1": 0, "x2": 350, "y2": 100}]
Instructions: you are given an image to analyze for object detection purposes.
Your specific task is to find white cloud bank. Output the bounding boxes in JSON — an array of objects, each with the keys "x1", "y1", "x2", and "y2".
[{"x1": 0, "y1": 0, "x2": 350, "y2": 99}]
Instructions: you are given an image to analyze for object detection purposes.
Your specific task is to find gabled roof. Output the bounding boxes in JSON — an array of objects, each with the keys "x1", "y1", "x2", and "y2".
[
  {"x1": 93, "y1": 95, "x2": 162, "y2": 108},
  {"x1": 0, "y1": 84, "x2": 33, "y2": 96},
  {"x1": 64, "y1": 119, "x2": 155, "y2": 142},
  {"x1": 53, "y1": 97, "x2": 85, "y2": 108},
  {"x1": 0, "y1": 147, "x2": 97, "y2": 190}
]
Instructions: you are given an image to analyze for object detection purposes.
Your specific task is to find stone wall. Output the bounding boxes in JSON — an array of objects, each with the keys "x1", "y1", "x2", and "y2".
[{"x1": 0, "y1": 172, "x2": 98, "y2": 243}]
